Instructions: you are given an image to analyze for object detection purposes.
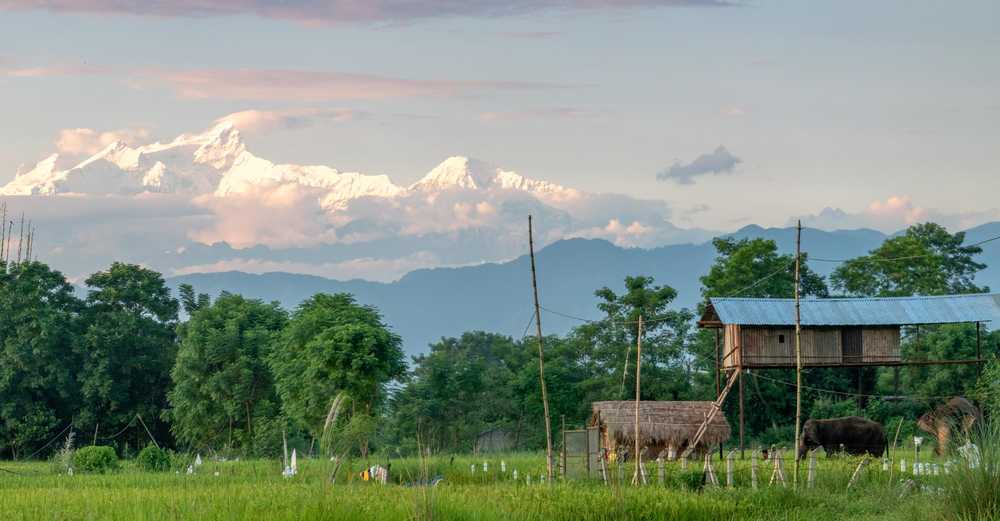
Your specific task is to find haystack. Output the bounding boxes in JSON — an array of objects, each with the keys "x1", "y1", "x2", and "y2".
[{"x1": 591, "y1": 401, "x2": 731, "y2": 457}]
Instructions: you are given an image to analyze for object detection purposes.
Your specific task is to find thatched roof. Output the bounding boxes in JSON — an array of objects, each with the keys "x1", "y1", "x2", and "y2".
[{"x1": 591, "y1": 401, "x2": 731, "y2": 448}]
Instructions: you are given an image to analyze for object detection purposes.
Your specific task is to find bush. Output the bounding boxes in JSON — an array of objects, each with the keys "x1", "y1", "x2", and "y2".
[
  {"x1": 73, "y1": 446, "x2": 118, "y2": 473},
  {"x1": 136, "y1": 445, "x2": 171, "y2": 472},
  {"x1": 941, "y1": 420, "x2": 1000, "y2": 520}
]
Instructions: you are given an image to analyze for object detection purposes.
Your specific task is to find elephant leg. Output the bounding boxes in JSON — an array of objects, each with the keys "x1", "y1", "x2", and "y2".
[{"x1": 936, "y1": 423, "x2": 950, "y2": 457}]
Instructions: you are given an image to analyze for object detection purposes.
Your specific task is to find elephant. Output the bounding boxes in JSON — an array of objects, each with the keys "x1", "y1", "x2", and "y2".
[
  {"x1": 798, "y1": 416, "x2": 886, "y2": 459},
  {"x1": 917, "y1": 397, "x2": 980, "y2": 456}
]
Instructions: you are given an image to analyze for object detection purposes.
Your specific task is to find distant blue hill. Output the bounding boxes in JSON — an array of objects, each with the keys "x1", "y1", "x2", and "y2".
[{"x1": 167, "y1": 223, "x2": 1000, "y2": 356}]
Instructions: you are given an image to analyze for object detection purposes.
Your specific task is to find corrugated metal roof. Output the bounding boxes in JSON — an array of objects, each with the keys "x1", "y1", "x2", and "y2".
[{"x1": 708, "y1": 293, "x2": 1000, "y2": 326}]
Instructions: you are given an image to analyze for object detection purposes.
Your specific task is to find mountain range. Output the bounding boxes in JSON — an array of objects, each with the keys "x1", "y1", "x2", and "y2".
[
  {"x1": 0, "y1": 120, "x2": 709, "y2": 282},
  {"x1": 168, "y1": 221, "x2": 1000, "y2": 355}
]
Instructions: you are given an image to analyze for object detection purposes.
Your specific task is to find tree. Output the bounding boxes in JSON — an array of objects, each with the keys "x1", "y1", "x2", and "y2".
[
  {"x1": 270, "y1": 293, "x2": 405, "y2": 440},
  {"x1": 700, "y1": 236, "x2": 828, "y2": 302},
  {"x1": 569, "y1": 276, "x2": 693, "y2": 403},
  {"x1": 389, "y1": 332, "x2": 521, "y2": 451},
  {"x1": 0, "y1": 261, "x2": 82, "y2": 459},
  {"x1": 167, "y1": 293, "x2": 287, "y2": 455},
  {"x1": 76, "y1": 263, "x2": 180, "y2": 445},
  {"x1": 178, "y1": 283, "x2": 211, "y2": 316},
  {"x1": 831, "y1": 223, "x2": 987, "y2": 297},
  {"x1": 696, "y1": 237, "x2": 830, "y2": 437}
]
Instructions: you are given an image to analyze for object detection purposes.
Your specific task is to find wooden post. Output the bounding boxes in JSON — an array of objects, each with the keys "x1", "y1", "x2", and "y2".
[
  {"x1": 793, "y1": 220, "x2": 803, "y2": 486},
  {"x1": 846, "y1": 457, "x2": 870, "y2": 490},
  {"x1": 528, "y1": 215, "x2": 554, "y2": 483},
  {"x1": 600, "y1": 449, "x2": 609, "y2": 485},
  {"x1": 703, "y1": 452, "x2": 719, "y2": 486},
  {"x1": 807, "y1": 450, "x2": 817, "y2": 488},
  {"x1": 977, "y1": 322, "x2": 982, "y2": 378},
  {"x1": 632, "y1": 314, "x2": 643, "y2": 485},
  {"x1": 561, "y1": 415, "x2": 566, "y2": 481},
  {"x1": 0, "y1": 202, "x2": 6, "y2": 263},
  {"x1": 657, "y1": 456, "x2": 665, "y2": 485},
  {"x1": 4, "y1": 220, "x2": 12, "y2": 264},
  {"x1": 726, "y1": 450, "x2": 735, "y2": 488},
  {"x1": 739, "y1": 369, "x2": 745, "y2": 459},
  {"x1": 15, "y1": 213, "x2": 23, "y2": 263},
  {"x1": 715, "y1": 329, "x2": 723, "y2": 461},
  {"x1": 751, "y1": 449, "x2": 758, "y2": 489}
]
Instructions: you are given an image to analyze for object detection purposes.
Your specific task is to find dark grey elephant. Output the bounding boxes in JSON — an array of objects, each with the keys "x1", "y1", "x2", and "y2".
[{"x1": 798, "y1": 416, "x2": 886, "y2": 459}]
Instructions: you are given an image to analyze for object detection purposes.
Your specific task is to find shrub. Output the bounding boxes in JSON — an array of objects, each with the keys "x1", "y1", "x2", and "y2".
[
  {"x1": 136, "y1": 445, "x2": 171, "y2": 472},
  {"x1": 940, "y1": 420, "x2": 1000, "y2": 521},
  {"x1": 73, "y1": 446, "x2": 118, "y2": 473}
]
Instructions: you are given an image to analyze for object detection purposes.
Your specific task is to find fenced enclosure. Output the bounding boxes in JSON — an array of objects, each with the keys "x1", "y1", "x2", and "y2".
[{"x1": 561, "y1": 427, "x2": 600, "y2": 480}]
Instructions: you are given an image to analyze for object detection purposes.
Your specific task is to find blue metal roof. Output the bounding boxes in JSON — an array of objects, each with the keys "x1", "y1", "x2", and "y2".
[{"x1": 707, "y1": 293, "x2": 1000, "y2": 326}]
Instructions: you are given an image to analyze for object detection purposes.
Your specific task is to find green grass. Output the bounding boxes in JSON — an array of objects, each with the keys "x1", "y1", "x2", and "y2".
[{"x1": 0, "y1": 453, "x2": 956, "y2": 521}]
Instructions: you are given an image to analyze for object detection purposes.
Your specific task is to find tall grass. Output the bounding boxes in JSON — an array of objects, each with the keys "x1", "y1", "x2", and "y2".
[
  {"x1": 0, "y1": 453, "x2": 945, "y2": 521},
  {"x1": 940, "y1": 419, "x2": 1000, "y2": 521}
]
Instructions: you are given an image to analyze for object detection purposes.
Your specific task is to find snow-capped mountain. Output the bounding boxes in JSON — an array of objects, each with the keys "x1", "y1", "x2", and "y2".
[{"x1": 1, "y1": 123, "x2": 579, "y2": 210}]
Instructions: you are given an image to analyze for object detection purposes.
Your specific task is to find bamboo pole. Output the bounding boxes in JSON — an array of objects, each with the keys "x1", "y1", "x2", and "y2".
[
  {"x1": 632, "y1": 314, "x2": 643, "y2": 485},
  {"x1": 793, "y1": 220, "x2": 803, "y2": 486},
  {"x1": 0, "y1": 202, "x2": 6, "y2": 263},
  {"x1": 4, "y1": 220, "x2": 12, "y2": 263},
  {"x1": 16, "y1": 213, "x2": 24, "y2": 263},
  {"x1": 528, "y1": 215, "x2": 554, "y2": 482}
]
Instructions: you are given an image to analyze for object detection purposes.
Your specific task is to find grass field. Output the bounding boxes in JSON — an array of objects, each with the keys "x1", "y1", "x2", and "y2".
[{"x1": 0, "y1": 451, "x2": 968, "y2": 521}]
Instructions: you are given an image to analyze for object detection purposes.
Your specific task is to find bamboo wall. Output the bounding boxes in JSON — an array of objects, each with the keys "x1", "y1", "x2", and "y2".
[{"x1": 720, "y1": 325, "x2": 900, "y2": 368}]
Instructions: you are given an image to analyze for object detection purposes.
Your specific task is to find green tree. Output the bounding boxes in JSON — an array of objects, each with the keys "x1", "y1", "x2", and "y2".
[
  {"x1": 270, "y1": 293, "x2": 405, "y2": 439},
  {"x1": 831, "y1": 223, "x2": 986, "y2": 297},
  {"x1": 76, "y1": 263, "x2": 179, "y2": 444},
  {"x1": 700, "y1": 236, "x2": 828, "y2": 301},
  {"x1": 0, "y1": 261, "x2": 82, "y2": 459},
  {"x1": 569, "y1": 276, "x2": 694, "y2": 403},
  {"x1": 696, "y1": 237, "x2": 831, "y2": 437},
  {"x1": 167, "y1": 293, "x2": 288, "y2": 455},
  {"x1": 389, "y1": 332, "x2": 521, "y2": 451}
]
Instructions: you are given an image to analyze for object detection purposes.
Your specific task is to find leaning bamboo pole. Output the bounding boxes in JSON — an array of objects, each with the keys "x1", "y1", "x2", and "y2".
[{"x1": 528, "y1": 215, "x2": 554, "y2": 482}]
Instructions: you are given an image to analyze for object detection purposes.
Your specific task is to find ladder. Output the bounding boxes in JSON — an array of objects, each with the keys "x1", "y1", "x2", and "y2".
[{"x1": 682, "y1": 367, "x2": 741, "y2": 459}]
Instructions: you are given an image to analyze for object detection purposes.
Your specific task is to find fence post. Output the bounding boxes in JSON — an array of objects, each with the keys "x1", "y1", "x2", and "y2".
[
  {"x1": 600, "y1": 449, "x2": 608, "y2": 485},
  {"x1": 769, "y1": 449, "x2": 786, "y2": 487},
  {"x1": 657, "y1": 456, "x2": 665, "y2": 485},
  {"x1": 751, "y1": 449, "x2": 759, "y2": 490},
  {"x1": 847, "y1": 456, "x2": 870, "y2": 490},
  {"x1": 726, "y1": 450, "x2": 735, "y2": 488},
  {"x1": 807, "y1": 450, "x2": 817, "y2": 488},
  {"x1": 703, "y1": 452, "x2": 719, "y2": 486},
  {"x1": 680, "y1": 453, "x2": 688, "y2": 470}
]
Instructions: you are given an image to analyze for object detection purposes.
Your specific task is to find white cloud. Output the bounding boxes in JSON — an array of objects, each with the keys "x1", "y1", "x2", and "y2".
[
  {"x1": 215, "y1": 108, "x2": 362, "y2": 134},
  {"x1": 171, "y1": 251, "x2": 444, "y2": 283},
  {"x1": 796, "y1": 195, "x2": 1000, "y2": 233},
  {"x1": 55, "y1": 127, "x2": 150, "y2": 156}
]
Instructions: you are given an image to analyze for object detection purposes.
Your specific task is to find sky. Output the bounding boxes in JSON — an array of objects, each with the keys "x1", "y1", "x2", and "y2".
[{"x1": 0, "y1": 0, "x2": 998, "y2": 279}]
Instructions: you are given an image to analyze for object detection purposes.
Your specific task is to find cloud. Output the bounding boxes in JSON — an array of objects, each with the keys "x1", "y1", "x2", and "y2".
[
  {"x1": 3, "y1": 63, "x2": 108, "y2": 77},
  {"x1": 143, "y1": 68, "x2": 561, "y2": 101},
  {"x1": 6, "y1": 62, "x2": 564, "y2": 102},
  {"x1": 171, "y1": 251, "x2": 444, "y2": 283},
  {"x1": 479, "y1": 107, "x2": 597, "y2": 122},
  {"x1": 795, "y1": 195, "x2": 1000, "y2": 233},
  {"x1": 721, "y1": 106, "x2": 746, "y2": 117},
  {"x1": 2, "y1": 1, "x2": 735, "y2": 25},
  {"x1": 55, "y1": 127, "x2": 150, "y2": 155},
  {"x1": 656, "y1": 145, "x2": 742, "y2": 185},
  {"x1": 215, "y1": 108, "x2": 363, "y2": 133}
]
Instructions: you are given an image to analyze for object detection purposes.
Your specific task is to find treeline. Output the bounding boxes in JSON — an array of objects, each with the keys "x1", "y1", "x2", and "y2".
[{"x1": 2, "y1": 223, "x2": 999, "y2": 459}]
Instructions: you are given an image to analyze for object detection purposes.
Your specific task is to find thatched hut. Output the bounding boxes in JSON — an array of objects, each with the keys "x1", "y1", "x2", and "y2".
[{"x1": 591, "y1": 401, "x2": 731, "y2": 459}]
